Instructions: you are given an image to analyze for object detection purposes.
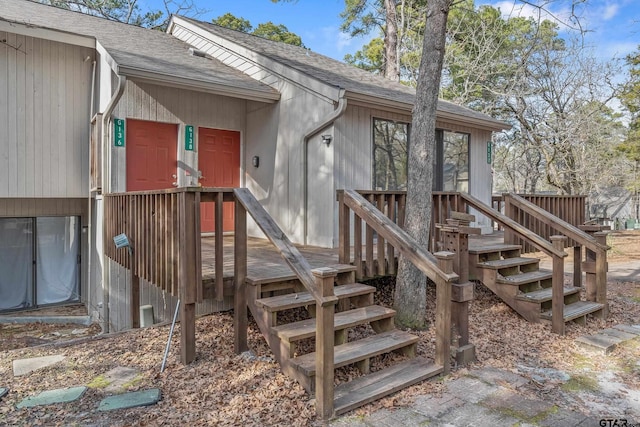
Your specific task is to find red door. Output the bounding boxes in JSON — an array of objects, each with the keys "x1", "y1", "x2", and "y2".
[
  {"x1": 126, "y1": 119, "x2": 178, "y2": 191},
  {"x1": 199, "y1": 128, "x2": 241, "y2": 232}
]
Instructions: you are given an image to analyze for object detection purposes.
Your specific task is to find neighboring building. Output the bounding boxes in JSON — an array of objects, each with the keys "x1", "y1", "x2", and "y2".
[{"x1": 0, "y1": 0, "x2": 508, "y2": 329}]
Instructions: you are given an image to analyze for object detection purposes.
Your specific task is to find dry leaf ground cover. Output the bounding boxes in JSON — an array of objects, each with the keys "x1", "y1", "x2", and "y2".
[{"x1": 0, "y1": 231, "x2": 638, "y2": 426}]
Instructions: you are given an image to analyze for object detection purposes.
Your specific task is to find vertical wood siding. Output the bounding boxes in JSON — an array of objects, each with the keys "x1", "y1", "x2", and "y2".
[{"x1": 0, "y1": 32, "x2": 93, "y2": 198}]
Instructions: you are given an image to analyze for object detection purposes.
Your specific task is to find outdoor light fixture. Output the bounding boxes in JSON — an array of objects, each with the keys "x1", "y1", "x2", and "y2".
[
  {"x1": 252, "y1": 156, "x2": 260, "y2": 168},
  {"x1": 321, "y1": 134, "x2": 332, "y2": 146}
]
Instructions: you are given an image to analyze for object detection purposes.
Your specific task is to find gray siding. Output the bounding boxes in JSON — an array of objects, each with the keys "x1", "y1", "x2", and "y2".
[{"x1": 0, "y1": 32, "x2": 93, "y2": 198}]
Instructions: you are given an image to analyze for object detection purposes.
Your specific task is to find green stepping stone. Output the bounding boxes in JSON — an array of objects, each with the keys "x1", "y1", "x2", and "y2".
[
  {"x1": 0, "y1": 388, "x2": 8, "y2": 400},
  {"x1": 98, "y1": 389, "x2": 161, "y2": 411},
  {"x1": 16, "y1": 386, "x2": 86, "y2": 409}
]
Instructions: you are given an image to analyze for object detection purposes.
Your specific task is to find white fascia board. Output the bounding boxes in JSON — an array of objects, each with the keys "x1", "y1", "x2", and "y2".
[
  {"x1": 170, "y1": 16, "x2": 341, "y2": 103},
  {"x1": 96, "y1": 41, "x2": 118, "y2": 74},
  {"x1": 346, "y1": 91, "x2": 510, "y2": 132},
  {"x1": 118, "y1": 66, "x2": 280, "y2": 103},
  {"x1": 0, "y1": 19, "x2": 95, "y2": 48}
]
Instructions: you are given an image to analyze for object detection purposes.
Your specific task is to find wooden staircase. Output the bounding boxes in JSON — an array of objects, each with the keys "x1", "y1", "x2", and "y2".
[
  {"x1": 246, "y1": 267, "x2": 443, "y2": 416},
  {"x1": 470, "y1": 243, "x2": 604, "y2": 325}
]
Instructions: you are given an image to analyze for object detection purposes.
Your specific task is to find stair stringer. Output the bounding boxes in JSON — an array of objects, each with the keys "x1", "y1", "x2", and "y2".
[
  {"x1": 477, "y1": 268, "x2": 543, "y2": 323},
  {"x1": 246, "y1": 285, "x2": 315, "y2": 393}
]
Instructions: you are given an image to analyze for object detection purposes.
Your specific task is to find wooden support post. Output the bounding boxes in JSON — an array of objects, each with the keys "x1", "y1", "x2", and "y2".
[
  {"x1": 337, "y1": 191, "x2": 350, "y2": 265},
  {"x1": 178, "y1": 190, "x2": 201, "y2": 364},
  {"x1": 594, "y1": 231, "x2": 609, "y2": 316},
  {"x1": 234, "y1": 196, "x2": 249, "y2": 354},
  {"x1": 435, "y1": 212, "x2": 477, "y2": 365},
  {"x1": 584, "y1": 242, "x2": 597, "y2": 302},
  {"x1": 313, "y1": 267, "x2": 337, "y2": 421},
  {"x1": 550, "y1": 236, "x2": 567, "y2": 335},
  {"x1": 434, "y1": 252, "x2": 453, "y2": 374},
  {"x1": 215, "y1": 191, "x2": 224, "y2": 302},
  {"x1": 573, "y1": 245, "x2": 582, "y2": 289},
  {"x1": 131, "y1": 273, "x2": 140, "y2": 329}
]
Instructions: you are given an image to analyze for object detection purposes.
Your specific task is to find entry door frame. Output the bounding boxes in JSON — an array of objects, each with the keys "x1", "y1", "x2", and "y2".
[{"x1": 197, "y1": 127, "x2": 243, "y2": 233}]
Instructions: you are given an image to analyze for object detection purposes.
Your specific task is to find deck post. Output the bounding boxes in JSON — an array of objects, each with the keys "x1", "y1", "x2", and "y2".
[
  {"x1": 435, "y1": 212, "x2": 477, "y2": 365},
  {"x1": 573, "y1": 245, "x2": 582, "y2": 289},
  {"x1": 215, "y1": 191, "x2": 224, "y2": 302},
  {"x1": 550, "y1": 235, "x2": 567, "y2": 335},
  {"x1": 434, "y1": 252, "x2": 454, "y2": 375},
  {"x1": 313, "y1": 267, "x2": 337, "y2": 421},
  {"x1": 178, "y1": 190, "x2": 201, "y2": 364},
  {"x1": 234, "y1": 196, "x2": 249, "y2": 354},
  {"x1": 594, "y1": 231, "x2": 609, "y2": 316},
  {"x1": 337, "y1": 190, "x2": 350, "y2": 265}
]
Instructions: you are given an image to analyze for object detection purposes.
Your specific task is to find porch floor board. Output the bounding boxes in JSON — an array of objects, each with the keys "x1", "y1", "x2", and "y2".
[{"x1": 201, "y1": 232, "x2": 504, "y2": 287}]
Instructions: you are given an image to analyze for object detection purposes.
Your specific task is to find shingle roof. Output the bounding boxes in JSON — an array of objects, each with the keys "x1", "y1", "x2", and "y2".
[
  {"x1": 0, "y1": 0, "x2": 279, "y2": 99},
  {"x1": 179, "y1": 17, "x2": 509, "y2": 130}
]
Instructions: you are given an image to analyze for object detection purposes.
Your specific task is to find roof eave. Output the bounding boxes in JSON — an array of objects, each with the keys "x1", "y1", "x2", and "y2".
[
  {"x1": 116, "y1": 65, "x2": 281, "y2": 103},
  {"x1": 0, "y1": 18, "x2": 96, "y2": 48},
  {"x1": 346, "y1": 91, "x2": 510, "y2": 132}
]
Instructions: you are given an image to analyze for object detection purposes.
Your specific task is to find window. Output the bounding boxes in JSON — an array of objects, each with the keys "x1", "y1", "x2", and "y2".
[
  {"x1": 373, "y1": 118, "x2": 409, "y2": 191},
  {"x1": 0, "y1": 216, "x2": 80, "y2": 312},
  {"x1": 438, "y1": 131, "x2": 469, "y2": 192},
  {"x1": 372, "y1": 119, "x2": 469, "y2": 192}
]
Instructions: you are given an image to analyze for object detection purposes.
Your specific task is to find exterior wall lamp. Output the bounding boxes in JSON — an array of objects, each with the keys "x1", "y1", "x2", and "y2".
[{"x1": 321, "y1": 134, "x2": 332, "y2": 146}]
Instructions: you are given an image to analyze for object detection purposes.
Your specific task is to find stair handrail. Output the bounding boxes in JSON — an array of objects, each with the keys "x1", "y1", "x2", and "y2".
[
  {"x1": 234, "y1": 188, "x2": 338, "y2": 307},
  {"x1": 233, "y1": 188, "x2": 337, "y2": 420},
  {"x1": 342, "y1": 189, "x2": 457, "y2": 373},
  {"x1": 504, "y1": 193, "x2": 609, "y2": 253},
  {"x1": 458, "y1": 192, "x2": 567, "y2": 259},
  {"x1": 342, "y1": 190, "x2": 458, "y2": 284}
]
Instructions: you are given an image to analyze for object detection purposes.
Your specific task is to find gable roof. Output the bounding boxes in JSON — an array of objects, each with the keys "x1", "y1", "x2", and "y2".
[
  {"x1": 0, "y1": 0, "x2": 279, "y2": 102},
  {"x1": 175, "y1": 16, "x2": 509, "y2": 131}
]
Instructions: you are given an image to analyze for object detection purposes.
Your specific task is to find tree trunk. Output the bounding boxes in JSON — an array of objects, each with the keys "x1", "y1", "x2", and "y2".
[
  {"x1": 384, "y1": 0, "x2": 400, "y2": 81},
  {"x1": 393, "y1": 0, "x2": 452, "y2": 329}
]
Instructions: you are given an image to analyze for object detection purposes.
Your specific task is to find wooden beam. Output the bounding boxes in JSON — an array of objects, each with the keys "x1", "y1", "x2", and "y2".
[
  {"x1": 215, "y1": 191, "x2": 224, "y2": 302},
  {"x1": 313, "y1": 267, "x2": 337, "y2": 421},
  {"x1": 234, "y1": 197, "x2": 249, "y2": 354},
  {"x1": 551, "y1": 236, "x2": 567, "y2": 335}
]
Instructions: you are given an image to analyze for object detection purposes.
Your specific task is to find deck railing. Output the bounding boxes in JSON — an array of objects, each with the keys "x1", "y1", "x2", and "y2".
[
  {"x1": 104, "y1": 187, "x2": 338, "y2": 420},
  {"x1": 338, "y1": 189, "x2": 458, "y2": 373},
  {"x1": 502, "y1": 193, "x2": 609, "y2": 317}
]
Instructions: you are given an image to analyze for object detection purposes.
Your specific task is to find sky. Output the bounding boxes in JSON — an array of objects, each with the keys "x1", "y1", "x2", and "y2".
[{"x1": 143, "y1": 0, "x2": 640, "y2": 63}]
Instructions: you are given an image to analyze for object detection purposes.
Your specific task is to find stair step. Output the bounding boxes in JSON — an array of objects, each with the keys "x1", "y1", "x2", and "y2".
[
  {"x1": 540, "y1": 301, "x2": 605, "y2": 322},
  {"x1": 516, "y1": 286, "x2": 580, "y2": 303},
  {"x1": 333, "y1": 357, "x2": 443, "y2": 415},
  {"x1": 477, "y1": 257, "x2": 539, "y2": 270},
  {"x1": 247, "y1": 264, "x2": 356, "y2": 286},
  {"x1": 468, "y1": 244, "x2": 522, "y2": 254},
  {"x1": 272, "y1": 306, "x2": 395, "y2": 343},
  {"x1": 290, "y1": 330, "x2": 418, "y2": 376},
  {"x1": 256, "y1": 283, "x2": 375, "y2": 312},
  {"x1": 497, "y1": 270, "x2": 552, "y2": 286}
]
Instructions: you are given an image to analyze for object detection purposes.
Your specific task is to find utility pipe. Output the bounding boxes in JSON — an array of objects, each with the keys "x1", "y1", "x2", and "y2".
[
  {"x1": 86, "y1": 56, "x2": 96, "y2": 325},
  {"x1": 100, "y1": 74, "x2": 127, "y2": 333},
  {"x1": 302, "y1": 89, "x2": 347, "y2": 245}
]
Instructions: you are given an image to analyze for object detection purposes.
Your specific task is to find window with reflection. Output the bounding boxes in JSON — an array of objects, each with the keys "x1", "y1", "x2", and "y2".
[
  {"x1": 372, "y1": 118, "x2": 470, "y2": 192},
  {"x1": 372, "y1": 118, "x2": 409, "y2": 190}
]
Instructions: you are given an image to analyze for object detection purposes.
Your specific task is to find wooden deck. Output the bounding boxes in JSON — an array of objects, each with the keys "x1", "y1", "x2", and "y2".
[
  {"x1": 201, "y1": 233, "x2": 507, "y2": 294},
  {"x1": 201, "y1": 236, "x2": 348, "y2": 297}
]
